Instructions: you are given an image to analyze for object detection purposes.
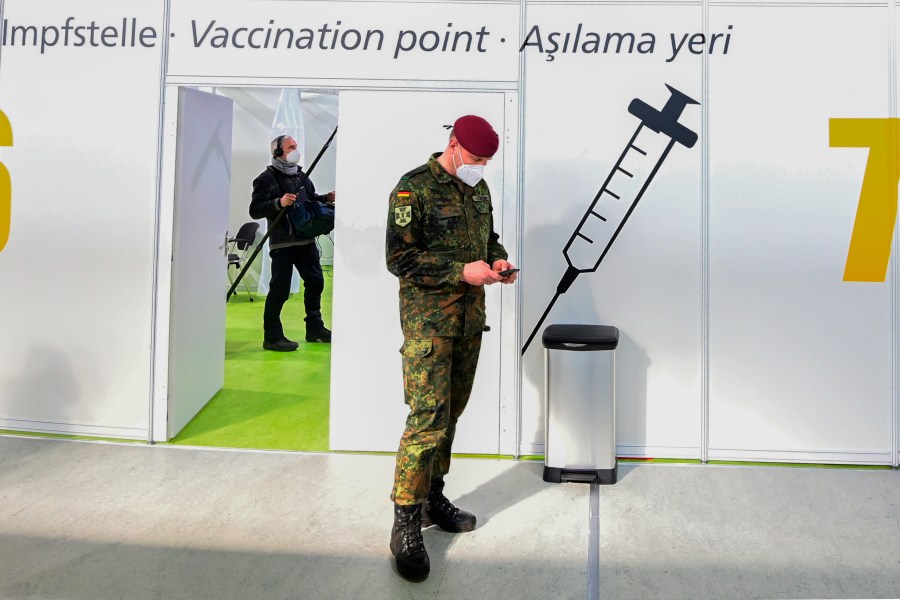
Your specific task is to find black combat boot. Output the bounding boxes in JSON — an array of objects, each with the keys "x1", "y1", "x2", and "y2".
[
  {"x1": 305, "y1": 324, "x2": 331, "y2": 343},
  {"x1": 390, "y1": 503, "x2": 430, "y2": 582},
  {"x1": 304, "y1": 314, "x2": 332, "y2": 343},
  {"x1": 423, "y1": 479, "x2": 477, "y2": 533}
]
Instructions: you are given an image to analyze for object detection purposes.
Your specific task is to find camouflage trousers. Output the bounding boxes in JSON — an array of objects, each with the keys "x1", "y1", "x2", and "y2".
[{"x1": 391, "y1": 334, "x2": 483, "y2": 505}]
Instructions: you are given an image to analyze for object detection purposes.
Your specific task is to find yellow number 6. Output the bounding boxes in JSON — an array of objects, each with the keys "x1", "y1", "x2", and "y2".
[{"x1": 0, "y1": 110, "x2": 11, "y2": 254}]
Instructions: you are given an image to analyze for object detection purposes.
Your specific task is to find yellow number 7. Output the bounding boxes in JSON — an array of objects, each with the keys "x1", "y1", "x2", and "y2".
[
  {"x1": 830, "y1": 118, "x2": 900, "y2": 282},
  {"x1": 0, "y1": 110, "x2": 11, "y2": 254}
]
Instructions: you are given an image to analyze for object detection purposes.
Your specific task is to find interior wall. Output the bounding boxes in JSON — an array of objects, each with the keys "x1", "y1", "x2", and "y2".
[
  {"x1": 520, "y1": 1, "x2": 897, "y2": 464},
  {"x1": 330, "y1": 90, "x2": 510, "y2": 453},
  {"x1": 0, "y1": 0, "x2": 164, "y2": 438},
  {"x1": 521, "y1": 4, "x2": 704, "y2": 458},
  {"x1": 706, "y1": 6, "x2": 893, "y2": 463},
  {"x1": 0, "y1": 0, "x2": 896, "y2": 464}
]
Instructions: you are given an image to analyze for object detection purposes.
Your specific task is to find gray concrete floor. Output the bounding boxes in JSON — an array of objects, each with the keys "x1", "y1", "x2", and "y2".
[{"x1": 1, "y1": 436, "x2": 898, "y2": 600}]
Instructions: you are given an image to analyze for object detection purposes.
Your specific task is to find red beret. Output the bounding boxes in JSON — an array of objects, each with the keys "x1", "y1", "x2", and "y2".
[{"x1": 453, "y1": 115, "x2": 499, "y2": 158}]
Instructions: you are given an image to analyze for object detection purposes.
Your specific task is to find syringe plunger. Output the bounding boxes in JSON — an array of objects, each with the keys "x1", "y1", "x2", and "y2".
[{"x1": 627, "y1": 84, "x2": 699, "y2": 149}]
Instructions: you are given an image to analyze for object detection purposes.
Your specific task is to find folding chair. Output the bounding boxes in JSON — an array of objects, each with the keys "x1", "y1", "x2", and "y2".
[{"x1": 226, "y1": 221, "x2": 261, "y2": 301}]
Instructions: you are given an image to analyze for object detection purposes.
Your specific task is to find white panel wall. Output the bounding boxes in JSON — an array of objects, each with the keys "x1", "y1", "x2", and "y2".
[
  {"x1": 0, "y1": 0, "x2": 896, "y2": 463},
  {"x1": 521, "y1": 4, "x2": 704, "y2": 458},
  {"x1": 0, "y1": 0, "x2": 164, "y2": 438},
  {"x1": 708, "y1": 6, "x2": 893, "y2": 463},
  {"x1": 330, "y1": 90, "x2": 509, "y2": 453}
]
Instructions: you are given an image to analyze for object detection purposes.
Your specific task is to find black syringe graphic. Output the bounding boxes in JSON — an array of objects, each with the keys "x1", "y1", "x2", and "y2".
[{"x1": 522, "y1": 84, "x2": 700, "y2": 354}]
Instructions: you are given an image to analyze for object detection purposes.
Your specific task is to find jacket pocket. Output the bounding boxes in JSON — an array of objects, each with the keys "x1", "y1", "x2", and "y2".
[
  {"x1": 428, "y1": 204, "x2": 466, "y2": 252},
  {"x1": 399, "y1": 338, "x2": 448, "y2": 431},
  {"x1": 435, "y1": 205, "x2": 464, "y2": 219},
  {"x1": 400, "y1": 339, "x2": 433, "y2": 358},
  {"x1": 473, "y1": 195, "x2": 491, "y2": 214}
]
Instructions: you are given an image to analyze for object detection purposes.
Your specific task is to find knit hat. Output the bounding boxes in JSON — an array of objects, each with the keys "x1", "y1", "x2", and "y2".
[{"x1": 453, "y1": 115, "x2": 499, "y2": 158}]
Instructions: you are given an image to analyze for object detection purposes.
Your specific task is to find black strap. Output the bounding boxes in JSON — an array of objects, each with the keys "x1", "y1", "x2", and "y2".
[{"x1": 270, "y1": 168, "x2": 312, "y2": 203}]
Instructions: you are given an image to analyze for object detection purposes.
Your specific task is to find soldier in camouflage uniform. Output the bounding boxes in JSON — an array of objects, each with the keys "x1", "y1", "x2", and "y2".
[{"x1": 385, "y1": 115, "x2": 518, "y2": 582}]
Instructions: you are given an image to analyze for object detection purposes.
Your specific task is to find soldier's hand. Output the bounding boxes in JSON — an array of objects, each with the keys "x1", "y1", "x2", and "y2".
[
  {"x1": 493, "y1": 260, "x2": 518, "y2": 284},
  {"x1": 326, "y1": 191, "x2": 336, "y2": 204},
  {"x1": 462, "y1": 261, "x2": 502, "y2": 286},
  {"x1": 279, "y1": 193, "x2": 297, "y2": 208}
]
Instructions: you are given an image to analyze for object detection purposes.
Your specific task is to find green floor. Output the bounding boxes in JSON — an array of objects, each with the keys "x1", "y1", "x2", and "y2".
[{"x1": 168, "y1": 271, "x2": 333, "y2": 452}]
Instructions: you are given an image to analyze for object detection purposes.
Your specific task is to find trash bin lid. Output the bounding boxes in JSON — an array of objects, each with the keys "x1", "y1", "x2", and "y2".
[{"x1": 542, "y1": 324, "x2": 619, "y2": 351}]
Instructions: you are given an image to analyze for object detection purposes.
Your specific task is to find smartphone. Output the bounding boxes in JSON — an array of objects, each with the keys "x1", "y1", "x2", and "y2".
[{"x1": 498, "y1": 268, "x2": 520, "y2": 277}]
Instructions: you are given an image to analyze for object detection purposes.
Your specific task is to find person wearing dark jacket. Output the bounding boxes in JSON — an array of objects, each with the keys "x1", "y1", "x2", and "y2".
[{"x1": 250, "y1": 135, "x2": 335, "y2": 351}]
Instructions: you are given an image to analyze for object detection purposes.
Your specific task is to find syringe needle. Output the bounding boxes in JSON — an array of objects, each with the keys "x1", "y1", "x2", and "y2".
[
  {"x1": 522, "y1": 266, "x2": 580, "y2": 354},
  {"x1": 522, "y1": 292, "x2": 560, "y2": 355}
]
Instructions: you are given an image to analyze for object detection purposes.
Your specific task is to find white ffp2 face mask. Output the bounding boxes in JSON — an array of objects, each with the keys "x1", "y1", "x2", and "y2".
[
  {"x1": 285, "y1": 149, "x2": 301, "y2": 165},
  {"x1": 454, "y1": 149, "x2": 484, "y2": 187}
]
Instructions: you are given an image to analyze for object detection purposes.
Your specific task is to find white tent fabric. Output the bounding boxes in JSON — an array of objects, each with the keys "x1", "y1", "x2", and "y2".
[
  {"x1": 293, "y1": 93, "x2": 339, "y2": 267},
  {"x1": 258, "y1": 89, "x2": 305, "y2": 296},
  {"x1": 218, "y1": 87, "x2": 338, "y2": 294}
]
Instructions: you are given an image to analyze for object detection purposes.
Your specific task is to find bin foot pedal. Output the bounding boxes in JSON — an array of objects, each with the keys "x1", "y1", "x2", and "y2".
[{"x1": 543, "y1": 464, "x2": 617, "y2": 485}]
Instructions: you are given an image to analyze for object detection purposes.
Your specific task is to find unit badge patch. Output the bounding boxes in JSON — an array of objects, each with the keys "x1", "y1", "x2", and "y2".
[{"x1": 394, "y1": 205, "x2": 412, "y2": 226}]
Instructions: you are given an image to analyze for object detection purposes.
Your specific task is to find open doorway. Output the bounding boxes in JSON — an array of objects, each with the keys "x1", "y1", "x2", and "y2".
[{"x1": 169, "y1": 87, "x2": 339, "y2": 452}]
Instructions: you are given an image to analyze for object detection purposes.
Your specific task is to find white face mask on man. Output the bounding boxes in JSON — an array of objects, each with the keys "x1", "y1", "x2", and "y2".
[
  {"x1": 453, "y1": 148, "x2": 484, "y2": 187},
  {"x1": 284, "y1": 149, "x2": 301, "y2": 165}
]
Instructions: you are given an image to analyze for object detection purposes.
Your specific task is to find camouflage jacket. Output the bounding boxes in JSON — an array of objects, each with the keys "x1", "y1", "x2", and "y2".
[{"x1": 386, "y1": 154, "x2": 508, "y2": 337}]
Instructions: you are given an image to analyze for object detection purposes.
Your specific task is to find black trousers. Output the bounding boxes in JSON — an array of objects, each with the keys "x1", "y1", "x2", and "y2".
[{"x1": 264, "y1": 243, "x2": 324, "y2": 342}]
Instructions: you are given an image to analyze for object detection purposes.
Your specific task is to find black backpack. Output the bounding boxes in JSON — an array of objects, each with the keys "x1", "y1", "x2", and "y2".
[
  {"x1": 272, "y1": 169, "x2": 335, "y2": 238},
  {"x1": 290, "y1": 199, "x2": 335, "y2": 238}
]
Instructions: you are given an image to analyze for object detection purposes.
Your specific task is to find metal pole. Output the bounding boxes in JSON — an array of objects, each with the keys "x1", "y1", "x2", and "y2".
[
  {"x1": 226, "y1": 125, "x2": 337, "y2": 301},
  {"x1": 544, "y1": 346, "x2": 550, "y2": 461}
]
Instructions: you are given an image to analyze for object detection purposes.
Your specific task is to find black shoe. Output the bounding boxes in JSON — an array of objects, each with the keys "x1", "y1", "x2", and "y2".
[
  {"x1": 390, "y1": 503, "x2": 430, "y2": 582},
  {"x1": 424, "y1": 479, "x2": 476, "y2": 533},
  {"x1": 262, "y1": 337, "x2": 299, "y2": 352},
  {"x1": 305, "y1": 326, "x2": 331, "y2": 343}
]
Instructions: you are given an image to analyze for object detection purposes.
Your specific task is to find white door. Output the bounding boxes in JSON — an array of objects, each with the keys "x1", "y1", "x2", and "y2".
[
  {"x1": 167, "y1": 87, "x2": 233, "y2": 438},
  {"x1": 329, "y1": 90, "x2": 510, "y2": 453}
]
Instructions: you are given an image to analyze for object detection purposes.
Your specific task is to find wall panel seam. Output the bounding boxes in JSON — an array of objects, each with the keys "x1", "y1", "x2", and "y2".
[
  {"x1": 0, "y1": 0, "x2": 5, "y2": 72},
  {"x1": 149, "y1": 0, "x2": 173, "y2": 444},
  {"x1": 701, "y1": 0, "x2": 711, "y2": 464},
  {"x1": 527, "y1": 1, "x2": 883, "y2": 5},
  {"x1": 514, "y1": 0, "x2": 527, "y2": 458},
  {"x1": 891, "y1": 0, "x2": 899, "y2": 468}
]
